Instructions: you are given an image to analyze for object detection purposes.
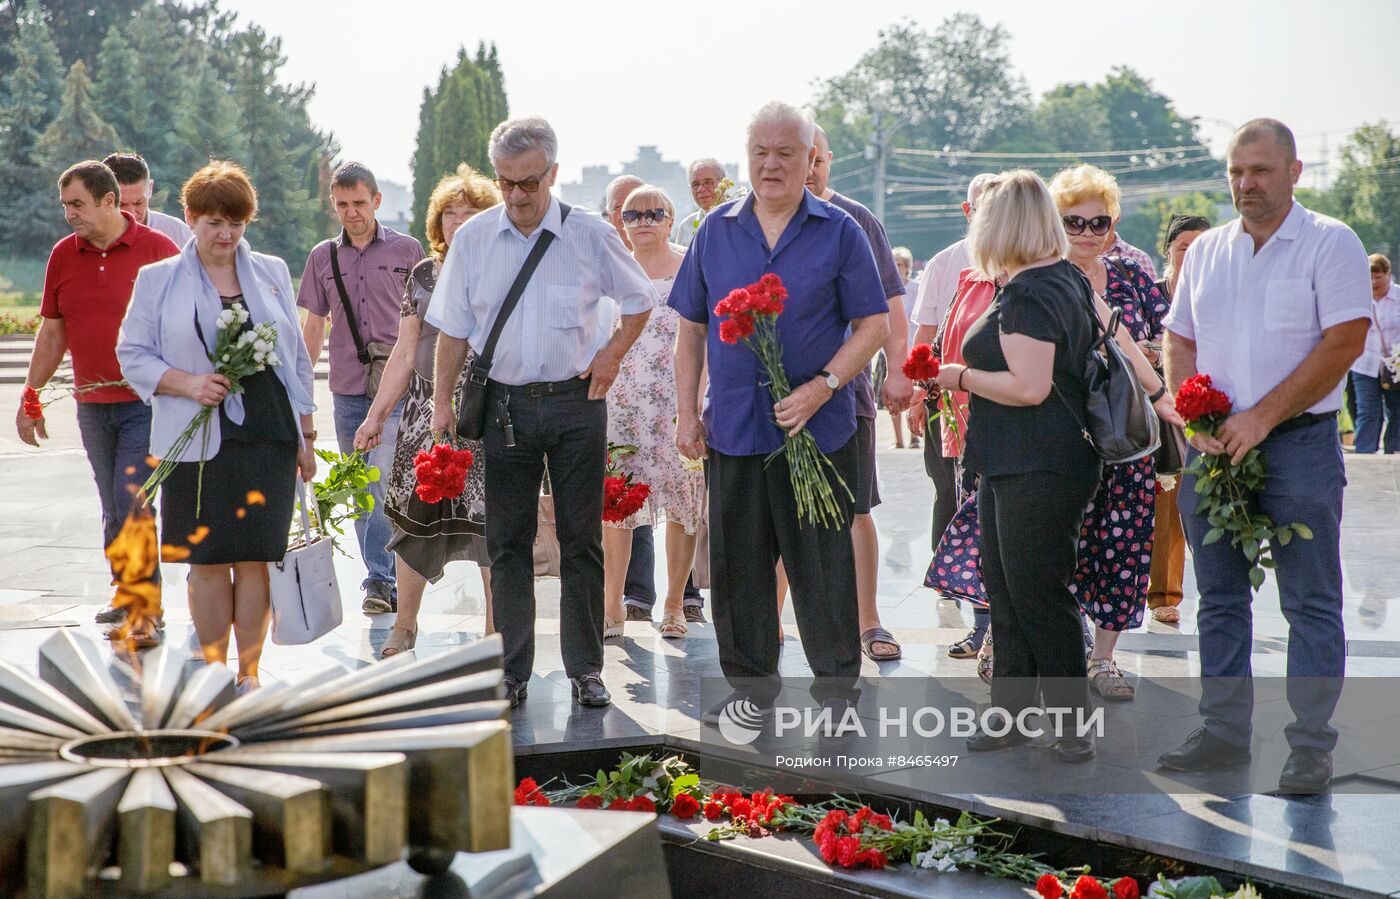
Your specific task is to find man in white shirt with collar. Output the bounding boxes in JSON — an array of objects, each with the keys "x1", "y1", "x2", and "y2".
[
  {"x1": 102, "y1": 152, "x2": 193, "y2": 247},
  {"x1": 428, "y1": 117, "x2": 656, "y2": 711},
  {"x1": 1160, "y1": 118, "x2": 1371, "y2": 793},
  {"x1": 1349, "y1": 253, "x2": 1400, "y2": 453}
]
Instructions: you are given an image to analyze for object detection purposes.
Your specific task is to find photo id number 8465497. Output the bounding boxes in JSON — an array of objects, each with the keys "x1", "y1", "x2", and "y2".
[{"x1": 892, "y1": 755, "x2": 959, "y2": 767}]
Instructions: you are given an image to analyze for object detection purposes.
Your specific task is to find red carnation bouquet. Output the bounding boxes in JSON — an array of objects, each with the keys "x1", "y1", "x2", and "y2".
[
  {"x1": 414, "y1": 442, "x2": 474, "y2": 504},
  {"x1": 1176, "y1": 374, "x2": 1311, "y2": 591},
  {"x1": 603, "y1": 443, "x2": 651, "y2": 524},
  {"x1": 714, "y1": 273, "x2": 851, "y2": 528}
]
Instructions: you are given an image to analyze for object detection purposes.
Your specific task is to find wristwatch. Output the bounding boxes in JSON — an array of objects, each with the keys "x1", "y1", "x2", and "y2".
[
  {"x1": 818, "y1": 369, "x2": 839, "y2": 391},
  {"x1": 303, "y1": 431, "x2": 317, "y2": 440}
]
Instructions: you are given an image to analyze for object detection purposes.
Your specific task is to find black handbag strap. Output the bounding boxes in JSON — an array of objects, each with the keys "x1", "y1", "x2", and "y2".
[
  {"x1": 470, "y1": 203, "x2": 572, "y2": 382},
  {"x1": 1050, "y1": 267, "x2": 1119, "y2": 429},
  {"x1": 329, "y1": 241, "x2": 372, "y2": 365}
]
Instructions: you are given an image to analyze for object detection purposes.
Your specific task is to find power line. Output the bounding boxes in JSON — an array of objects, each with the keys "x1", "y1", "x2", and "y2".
[{"x1": 892, "y1": 143, "x2": 1214, "y2": 161}]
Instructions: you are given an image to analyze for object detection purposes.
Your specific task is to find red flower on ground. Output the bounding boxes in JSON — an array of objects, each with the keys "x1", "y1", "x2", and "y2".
[
  {"x1": 513, "y1": 777, "x2": 547, "y2": 806},
  {"x1": 1174, "y1": 373, "x2": 1232, "y2": 425},
  {"x1": 576, "y1": 794, "x2": 603, "y2": 810},
  {"x1": 607, "y1": 798, "x2": 631, "y2": 810},
  {"x1": 1069, "y1": 875, "x2": 1110, "y2": 899},
  {"x1": 1112, "y1": 878, "x2": 1140, "y2": 899},
  {"x1": 1037, "y1": 873, "x2": 1065, "y2": 899},
  {"x1": 702, "y1": 799, "x2": 725, "y2": 820},
  {"x1": 671, "y1": 793, "x2": 700, "y2": 819},
  {"x1": 729, "y1": 797, "x2": 753, "y2": 820},
  {"x1": 414, "y1": 443, "x2": 475, "y2": 504},
  {"x1": 902, "y1": 344, "x2": 941, "y2": 381},
  {"x1": 835, "y1": 835, "x2": 860, "y2": 868}
]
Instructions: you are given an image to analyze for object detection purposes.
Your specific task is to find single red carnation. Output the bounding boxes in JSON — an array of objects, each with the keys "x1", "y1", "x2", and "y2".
[
  {"x1": 903, "y1": 344, "x2": 941, "y2": 381},
  {"x1": 835, "y1": 835, "x2": 860, "y2": 868},
  {"x1": 729, "y1": 797, "x2": 752, "y2": 820},
  {"x1": 1174, "y1": 373, "x2": 1232, "y2": 425},
  {"x1": 628, "y1": 795, "x2": 656, "y2": 813},
  {"x1": 1111, "y1": 878, "x2": 1139, "y2": 899},
  {"x1": 607, "y1": 798, "x2": 631, "y2": 810},
  {"x1": 855, "y1": 848, "x2": 887, "y2": 869},
  {"x1": 671, "y1": 793, "x2": 700, "y2": 819},
  {"x1": 719, "y1": 315, "x2": 756, "y2": 344},
  {"x1": 577, "y1": 794, "x2": 603, "y2": 809},
  {"x1": 1069, "y1": 875, "x2": 1109, "y2": 899},
  {"x1": 818, "y1": 833, "x2": 839, "y2": 863},
  {"x1": 702, "y1": 800, "x2": 725, "y2": 820},
  {"x1": 513, "y1": 777, "x2": 540, "y2": 806},
  {"x1": 1037, "y1": 874, "x2": 1065, "y2": 899}
]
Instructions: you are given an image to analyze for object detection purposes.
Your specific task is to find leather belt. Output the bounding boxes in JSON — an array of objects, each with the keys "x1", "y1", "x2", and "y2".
[
  {"x1": 1272, "y1": 411, "x2": 1337, "y2": 434},
  {"x1": 490, "y1": 377, "x2": 590, "y2": 398}
]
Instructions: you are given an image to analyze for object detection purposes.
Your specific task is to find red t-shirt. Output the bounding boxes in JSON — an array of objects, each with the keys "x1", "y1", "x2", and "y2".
[{"x1": 40, "y1": 212, "x2": 180, "y2": 403}]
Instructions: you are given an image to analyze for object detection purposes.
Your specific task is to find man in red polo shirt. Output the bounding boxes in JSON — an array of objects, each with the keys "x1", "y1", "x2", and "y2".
[{"x1": 17, "y1": 160, "x2": 179, "y2": 634}]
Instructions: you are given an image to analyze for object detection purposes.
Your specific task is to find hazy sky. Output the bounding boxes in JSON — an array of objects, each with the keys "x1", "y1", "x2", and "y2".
[{"x1": 222, "y1": 0, "x2": 1399, "y2": 190}]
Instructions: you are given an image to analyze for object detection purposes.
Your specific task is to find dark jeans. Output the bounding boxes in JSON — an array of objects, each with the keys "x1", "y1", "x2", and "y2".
[
  {"x1": 923, "y1": 411, "x2": 959, "y2": 552},
  {"x1": 978, "y1": 466, "x2": 1099, "y2": 720},
  {"x1": 76, "y1": 401, "x2": 158, "y2": 584},
  {"x1": 484, "y1": 382, "x2": 606, "y2": 683},
  {"x1": 623, "y1": 526, "x2": 705, "y2": 611},
  {"x1": 1350, "y1": 372, "x2": 1400, "y2": 454},
  {"x1": 708, "y1": 439, "x2": 860, "y2": 703},
  {"x1": 1179, "y1": 419, "x2": 1346, "y2": 751}
]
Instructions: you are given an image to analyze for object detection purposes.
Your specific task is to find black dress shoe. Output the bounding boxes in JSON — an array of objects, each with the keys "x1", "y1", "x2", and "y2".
[
  {"x1": 571, "y1": 674, "x2": 611, "y2": 708},
  {"x1": 502, "y1": 677, "x2": 528, "y2": 709},
  {"x1": 1055, "y1": 735, "x2": 1096, "y2": 763},
  {"x1": 1157, "y1": 727, "x2": 1250, "y2": 771},
  {"x1": 94, "y1": 604, "x2": 124, "y2": 624},
  {"x1": 701, "y1": 690, "x2": 774, "y2": 727},
  {"x1": 966, "y1": 715, "x2": 1033, "y2": 752},
  {"x1": 1278, "y1": 747, "x2": 1332, "y2": 793}
]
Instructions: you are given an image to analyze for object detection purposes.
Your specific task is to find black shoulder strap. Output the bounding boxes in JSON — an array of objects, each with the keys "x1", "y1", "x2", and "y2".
[
  {"x1": 329, "y1": 241, "x2": 371, "y2": 365},
  {"x1": 470, "y1": 203, "x2": 572, "y2": 382}
]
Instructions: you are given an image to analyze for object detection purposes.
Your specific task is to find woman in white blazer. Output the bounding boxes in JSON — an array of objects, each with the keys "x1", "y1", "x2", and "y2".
[{"x1": 118, "y1": 161, "x2": 316, "y2": 694}]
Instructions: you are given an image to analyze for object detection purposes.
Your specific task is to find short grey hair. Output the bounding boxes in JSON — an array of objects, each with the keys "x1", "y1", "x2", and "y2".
[
  {"x1": 606, "y1": 174, "x2": 645, "y2": 208},
  {"x1": 489, "y1": 116, "x2": 558, "y2": 168},
  {"x1": 687, "y1": 158, "x2": 726, "y2": 180},
  {"x1": 967, "y1": 172, "x2": 997, "y2": 206},
  {"x1": 746, "y1": 101, "x2": 815, "y2": 149}
]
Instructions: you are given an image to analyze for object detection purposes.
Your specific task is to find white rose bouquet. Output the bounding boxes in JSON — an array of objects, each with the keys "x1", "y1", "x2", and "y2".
[{"x1": 141, "y1": 302, "x2": 281, "y2": 512}]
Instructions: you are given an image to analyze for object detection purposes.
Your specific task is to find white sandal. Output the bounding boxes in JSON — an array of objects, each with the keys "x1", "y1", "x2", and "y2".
[{"x1": 659, "y1": 614, "x2": 688, "y2": 639}]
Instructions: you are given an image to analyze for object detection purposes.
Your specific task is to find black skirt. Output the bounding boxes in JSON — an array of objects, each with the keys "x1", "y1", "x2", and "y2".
[{"x1": 160, "y1": 438, "x2": 298, "y2": 565}]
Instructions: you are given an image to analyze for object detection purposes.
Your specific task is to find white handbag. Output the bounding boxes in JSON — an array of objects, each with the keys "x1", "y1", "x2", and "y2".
[{"x1": 268, "y1": 478, "x2": 343, "y2": 645}]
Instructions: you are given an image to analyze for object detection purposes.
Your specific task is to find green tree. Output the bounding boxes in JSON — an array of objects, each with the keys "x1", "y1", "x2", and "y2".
[
  {"x1": 93, "y1": 24, "x2": 146, "y2": 153},
  {"x1": 0, "y1": 0, "x2": 66, "y2": 253},
  {"x1": 1331, "y1": 122, "x2": 1400, "y2": 257},
  {"x1": 176, "y1": 54, "x2": 247, "y2": 176},
  {"x1": 34, "y1": 60, "x2": 122, "y2": 174},
  {"x1": 0, "y1": 0, "x2": 142, "y2": 72},
  {"x1": 125, "y1": 1, "x2": 195, "y2": 183},
  {"x1": 409, "y1": 43, "x2": 507, "y2": 242}
]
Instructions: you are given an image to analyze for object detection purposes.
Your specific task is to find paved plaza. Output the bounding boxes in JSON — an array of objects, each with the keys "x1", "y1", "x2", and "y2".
[{"x1": 3, "y1": 379, "x2": 1400, "y2": 897}]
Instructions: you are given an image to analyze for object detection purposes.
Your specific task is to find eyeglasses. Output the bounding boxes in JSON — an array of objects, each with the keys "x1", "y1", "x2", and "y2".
[
  {"x1": 1062, "y1": 214, "x2": 1112, "y2": 237},
  {"x1": 621, "y1": 208, "x2": 669, "y2": 226},
  {"x1": 493, "y1": 168, "x2": 552, "y2": 194}
]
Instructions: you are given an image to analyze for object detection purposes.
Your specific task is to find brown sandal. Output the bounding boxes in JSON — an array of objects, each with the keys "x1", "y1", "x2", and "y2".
[
  {"x1": 380, "y1": 624, "x2": 417, "y2": 658},
  {"x1": 1089, "y1": 658, "x2": 1135, "y2": 701},
  {"x1": 860, "y1": 627, "x2": 902, "y2": 661}
]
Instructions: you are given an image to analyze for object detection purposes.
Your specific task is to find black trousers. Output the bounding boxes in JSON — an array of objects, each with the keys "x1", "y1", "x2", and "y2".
[
  {"x1": 978, "y1": 467, "x2": 1099, "y2": 721},
  {"x1": 708, "y1": 438, "x2": 860, "y2": 702},
  {"x1": 484, "y1": 383, "x2": 607, "y2": 683},
  {"x1": 922, "y1": 411, "x2": 959, "y2": 552}
]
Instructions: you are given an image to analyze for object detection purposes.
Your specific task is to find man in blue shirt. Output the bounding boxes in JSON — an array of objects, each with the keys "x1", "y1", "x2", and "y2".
[{"x1": 672, "y1": 101, "x2": 889, "y2": 709}]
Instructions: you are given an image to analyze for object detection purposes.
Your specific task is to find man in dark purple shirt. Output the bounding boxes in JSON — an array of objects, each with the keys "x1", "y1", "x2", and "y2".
[
  {"x1": 807, "y1": 124, "x2": 909, "y2": 664},
  {"x1": 672, "y1": 102, "x2": 888, "y2": 711},
  {"x1": 298, "y1": 161, "x2": 425, "y2": 613}
]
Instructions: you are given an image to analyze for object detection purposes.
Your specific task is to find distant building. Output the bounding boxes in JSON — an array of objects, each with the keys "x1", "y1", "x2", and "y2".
[
  {"x1": 377, "y1": 179, "x2": 414, "y2": 234},
  {"x1": 558, "y1": 146, "x2": 741, "y2": 219}
]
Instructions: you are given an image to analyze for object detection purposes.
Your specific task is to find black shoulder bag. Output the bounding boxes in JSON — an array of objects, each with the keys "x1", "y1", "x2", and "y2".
[
  {"x1": 456, "y1": 204, "x2": 572, "y2": 440},
  {"x1": 1052, "y1": 265, "x2": 1161, "y2": 465},
  {"x1": 329, "y1": 242, "x2": 396, "y2": 399},
  {"x1": 1106, "y1": 256, "x2": 1188, "y2": 474}
]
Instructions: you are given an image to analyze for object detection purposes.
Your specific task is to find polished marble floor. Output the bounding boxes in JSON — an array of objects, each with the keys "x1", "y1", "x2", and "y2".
[{"x1": 3, "y1": 384, "x2": 1400, "y2": 897}]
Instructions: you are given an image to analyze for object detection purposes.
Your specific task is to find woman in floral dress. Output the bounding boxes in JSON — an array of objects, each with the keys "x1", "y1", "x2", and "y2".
[
  {"x1": 354, "y1": 165, "x2": 501, "y2": 657},
  {"x1": 602, "y1": 185, "x2": 705, "y2": 639},
  {"x1": 1052, "y1": 164, "x2": 1169, "y2": 701}
]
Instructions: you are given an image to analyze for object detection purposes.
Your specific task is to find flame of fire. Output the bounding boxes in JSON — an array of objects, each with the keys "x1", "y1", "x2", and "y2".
[{"x1": 104, "y1": 504, "x2": 163, "y2": 652}]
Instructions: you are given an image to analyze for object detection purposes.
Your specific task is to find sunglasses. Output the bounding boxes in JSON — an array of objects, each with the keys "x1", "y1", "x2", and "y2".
[
  {"x1": 493, "y1": 168, "x2": 551, "y2": 194},
  {"x1": 1062, "y1": 214, "x2": 1112, "y2": 237},
  {"x1": 621, "y1": 208, "x2": 669, "y2": 226}
]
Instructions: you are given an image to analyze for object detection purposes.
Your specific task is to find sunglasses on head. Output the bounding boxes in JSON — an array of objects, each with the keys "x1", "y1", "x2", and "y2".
[
  {"x1": 621, "y1": 208, "x2": 669, "y2": 225},
  {"x1": 1062, "y1": 214, "x2": 1112, "y2": 237}
]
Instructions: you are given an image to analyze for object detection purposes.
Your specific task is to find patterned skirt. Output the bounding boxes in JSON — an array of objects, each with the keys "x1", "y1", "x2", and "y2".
[{"x1": 383, "y1": 366, "x2": 488, "y2": 582}]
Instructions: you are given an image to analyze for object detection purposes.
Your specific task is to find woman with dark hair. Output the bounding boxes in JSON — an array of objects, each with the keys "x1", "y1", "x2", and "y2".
[
  {"x1": 1147, "y1": 214, "x2": 1211, "y2": 623},
  {"x1": 119, "y1": 161, "x2": 317, "y2": 694},
  {"x1": 354, "y1": 164, "x2": 503, "y2": 657}
]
